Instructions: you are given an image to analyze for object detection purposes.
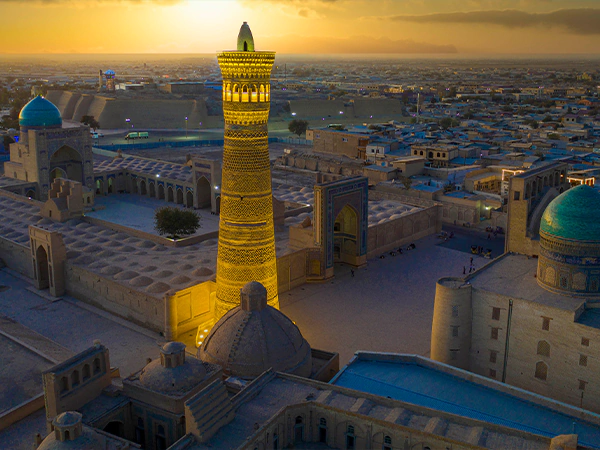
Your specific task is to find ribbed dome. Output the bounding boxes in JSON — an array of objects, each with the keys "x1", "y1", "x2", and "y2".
[
  {"x1": 19, "y1": 96, "x2": 62, "y2": 128},
  {"x1": 540, "y1": 185, "x2": 600, "y2": 242},
  {"x1": 37, "y1": 430, "x2": 105, "y2": 450},
  {"x1": 199, "y1": 282, "x2": 312, "y2": 379},
  {"x1": 139, "y1": 342, "x2": 207, "y2": 395},
  {"x1": 237, "y1": 22, "x2": 255, "y2": 52}
]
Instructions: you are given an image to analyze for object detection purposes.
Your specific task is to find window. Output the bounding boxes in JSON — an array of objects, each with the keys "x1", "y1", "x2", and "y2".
[
  {"x1": 384, "y1": 435, "x2": 392, "y2": 450},
  {"x1": 542, "y1": 317, "x2": 551, "y2": 331},
  {"x1": 491, "y1": 327, "x2": 499, "y2": 340},
  {"x1": 450, "y1": 349, "x2": 459, "y2": 360},
  {"x1": 342, "y1": 137, "x2": 348, "y2": 143},
  {"x1": 489, "y1": 369, "x2": 497, "y2": 378},
  {"x1": 82, "y1": 364, "x2": 91, "y2": 381},
  {"x1": 316, "y1": 134, "x2": 320, "y2": 138},
  {"x1": 582, "y1": 337, "x2": 590, "y2": 347},
  {"x1": 60, "y1": 376, "x2": 69, "y2": 393},
  {"x1": 579, "y1": 380, "x2": 588, "y2": 391},
  {"x1": 346, "y1": 425, "x2": 355, "y2": 450},
  {"x1": 319, "y1": 418, "x2": 327, "y2": 443},
  {"x1": 93, "y1": 358, "x2": 101, "y2": 374},
  {"x1": 514, "y1": 191, "x2": 521, "y2": 201},
  {"x1": 156, "y1": 425, "x2": 166, "y2": 450},
  {"x1": 437, "y1": 152, "x2": 441, "y2": 158},
  {"x1": 452, "y1": 326, "x2": 459, "y2": 337},
  {"x1": 71, "y1": 370, "x2": 80, "y2": 387},
  {"x1": 535, "y1": 361, "x2": 548, "y2": 381},
  {"x1": 452, "y1": 305, "x2": 459, "y2": 317},
  {"x1": 273, "y1": 432, "x2": 279, "y2": 450},
  {"x1": 537, "y1": 340, "x2": 550, "y2": 357},
  {"x1": 490, "y1": 350, "x2": 498, "y2": 364},
  {"x1": 135, "y1": 418, "x2": 145, "y2": 446},
  {"x1": 294, "y1": 416, "x2": 304, "y2": 443},
  {"x1": 492, "y1": 307, "x2": 501, "y2": 321},
  {"x1": 579, "y1": 354, "x2": 588, "y2": 367}
]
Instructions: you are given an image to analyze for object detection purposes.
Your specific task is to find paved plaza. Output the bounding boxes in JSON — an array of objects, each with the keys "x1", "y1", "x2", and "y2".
[
  {"x1": 87, "y1": 194, "x2": 220, "y2": 235},
  {"x1": 281, "y1": 231, "x2": 502, "y2": 366}
]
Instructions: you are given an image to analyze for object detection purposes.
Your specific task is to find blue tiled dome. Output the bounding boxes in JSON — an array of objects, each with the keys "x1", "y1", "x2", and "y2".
[
  {"x1": 540, "y1": 184, "x2": 600, "y2": 241},
  {"x1": 19, "y1": 96, "x2": 62, "y2": 128}
]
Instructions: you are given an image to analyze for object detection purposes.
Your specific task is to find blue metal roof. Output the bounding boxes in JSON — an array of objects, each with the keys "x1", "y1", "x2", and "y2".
[{"x1": 332, "y1": 358, "x2": 600, "y2": 448}]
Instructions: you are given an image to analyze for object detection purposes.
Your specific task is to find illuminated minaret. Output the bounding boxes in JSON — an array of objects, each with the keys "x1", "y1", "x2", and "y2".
[{"x1": 215, "y1": 23, "x2": 278, "y2": 320}]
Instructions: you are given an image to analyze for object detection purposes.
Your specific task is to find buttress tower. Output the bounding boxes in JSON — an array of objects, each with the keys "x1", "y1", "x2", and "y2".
[{"x1": 215, "y1": 23, "x2": 278, "y2": 320}]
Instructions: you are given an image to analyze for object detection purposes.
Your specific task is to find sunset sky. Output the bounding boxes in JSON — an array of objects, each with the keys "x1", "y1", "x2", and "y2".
[{"x1": 2, "y1": 0, "x2": 600, "y2": 54}]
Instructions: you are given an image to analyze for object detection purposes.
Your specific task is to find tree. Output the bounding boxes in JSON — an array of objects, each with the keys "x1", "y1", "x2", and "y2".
[
  {"x1": 288, "y1": 119, "x2": 309, "y2": 137},
  {"x1": 81, "y1": 115, "x2": 100, "y2": 130},
  {"x1": 400, "y1": 176, "x2": 412, "y2": 190},
  {"x1": 154, "y1": 207, "x2": 201, "y2": 239},
  {"x1": 439, "y1": 117, "x2": 458, "y2": 130},
  {"x1": 542, "y1": 115, "x2": 552, "y2": 123}
]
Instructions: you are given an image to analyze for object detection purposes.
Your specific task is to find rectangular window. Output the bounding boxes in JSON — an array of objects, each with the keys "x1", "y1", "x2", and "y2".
[
  {"x1": 579, "y1": 380, "x2": 588, "y2": 391},
  {"x1": 490, "y1": 350, "x2": 498, "y2": 364},
  {"x1": 542, "y1": 317, "x2": 551, "y2": 331},
  {"x1": 489, "y1": 369, "x2": 497, "y2": 379},
  {"x1": 450, "y1": 349, "x2": 459, "y2": 361},
  {"x1": 580, "y1": 354, "x2": 588, "y2": 367},
  {"x1": 452, "y1": 305, "x2": 459, "y2": 317},
  {"x1": 342, "y1": 137, "x2": 348, "y2": 142},
  {"x1": 514, "y1": 191, "x2": 521, "y2": 201},
  {"x1": 582, "y1": 337, "x2": 590, "y2": 347},
  {"x1": 491, "y1": 327, "x2": 499, "y2": 340},
  {"x1": 452, "y1": 326, "x2": 459, "y2": 337},
  {"x1": 492, "y1": 307, "x2": 501, "y2": 321}
]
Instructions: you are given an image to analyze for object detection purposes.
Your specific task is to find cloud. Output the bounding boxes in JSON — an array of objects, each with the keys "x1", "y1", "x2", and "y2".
[
  {"x1": 387, "y1": 8, "x2": 600, "y2": 35},
  {"x1": 262, "y1": 34, "x2": 457, "y2": 54}
]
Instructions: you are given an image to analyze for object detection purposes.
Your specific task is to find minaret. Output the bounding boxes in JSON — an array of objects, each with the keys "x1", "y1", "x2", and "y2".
[{"x1": 214, "y1": 23, "x2": 278, "y2": 320}]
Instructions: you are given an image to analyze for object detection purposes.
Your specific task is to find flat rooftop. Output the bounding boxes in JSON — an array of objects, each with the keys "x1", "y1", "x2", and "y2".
[
  {"x1": 468, "y1": 253, "x2": 585, "y2": 312},
  {"x1": 332, "y1": 354, "x2": 600, "y2": 449}
]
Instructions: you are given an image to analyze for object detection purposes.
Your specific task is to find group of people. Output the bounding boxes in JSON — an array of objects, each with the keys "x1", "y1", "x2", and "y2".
[{"x1": 379, "y1": 243, "x2": 416, "y2": 259}]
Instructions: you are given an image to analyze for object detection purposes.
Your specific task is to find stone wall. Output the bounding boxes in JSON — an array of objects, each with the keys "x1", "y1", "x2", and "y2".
[
  {"x1": 0, "y1": 238, "x2": 32, "y2": 278},
  {"x1": 165, "y1": 281, "x2": 215, "y2": 341},
  {"x1": 277, "y1": 249, "x2": 307, "y2": 294}
]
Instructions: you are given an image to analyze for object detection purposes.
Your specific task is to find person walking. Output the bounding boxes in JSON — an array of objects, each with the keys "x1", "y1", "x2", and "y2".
[{"x1": 350, "y1": 269, "x2": 355, "y2": 278}]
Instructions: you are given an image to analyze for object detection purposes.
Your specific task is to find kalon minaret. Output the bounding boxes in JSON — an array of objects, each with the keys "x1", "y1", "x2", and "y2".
[{"x1": 215, "y1": 23, "x2": 279, "y2": 320}]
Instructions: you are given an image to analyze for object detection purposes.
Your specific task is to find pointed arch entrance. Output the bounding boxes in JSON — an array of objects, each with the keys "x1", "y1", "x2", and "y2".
[
  {"x1": 167, "y1": 186, "x2": 174, "y2": 202},
  {"x1": 334, "y1": 204, "x2": 358, "y2": 265},
  {"x1": 158, "y1": 184, "x2": 165, "y2": 200},
  {"x1": 176, "y1": 188, "x2": 183, "y2": 204},
  {"x1": 50, "y1": 168, "x2": 67, "y2": 182},
  {"x1": 186, "y1": 190, "x2": 194, "y2": 208},
  {"x1": 149, "y1": 182, "x2": 156, "y2": 198},
  {"x1": 140, "y1": 180, "x2": 147, "y2": 196},
  {"x1": 196, "y1": 177, "x2": 211, "y2": 208},
  {"x1": 50, "y1": 145, "x2": 83, "y2": 183},
  {"x1": 36, "y1": 245, "x2": 49, "y2": 289}
]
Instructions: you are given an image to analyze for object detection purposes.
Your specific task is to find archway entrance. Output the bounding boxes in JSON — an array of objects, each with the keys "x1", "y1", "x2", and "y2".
[
  {"x1": 103, "y1": 421, "x2": 124, "y2": 438},
  {"x1": 132, "y1": 180, "x2": 138, "y2": 194},
  {"x1": 215, "y1": 195, "x2": 221, "y2": 214},
  {"x1": 186, "y1": 191, "x2": 194, "y2": 208},
  {"x1": 176, "y1": 189, "x2": 183, "y2": 204},
  {"x1": 196, "y1": 177, "x2": 211, "y2": 208},
  {"x1": 50, "y1": 146, "x2": 83, "y2": 183},
  {"x1": 107, "y1": 178, "x2": 114, "y2": 194},
  {"x1": 140, "y1": 180, "x2": 147, "y2": 196},
  {"x1": 167, "y1": 186, "x2": 174, "y2": 202},
  {"x1": 333, "y1": 204, "x2": 358, "y2": 265},
  {"x1": 95, "y1": 179, "x2": 103, "y2": 195},
  {"x1": 158, "y1": 184, "x2": 165, "y2": 200},
  {"x1": 149, "y1": 182, "x2": 156, "y2": 198},
  {"x1": 36, "y1": 245, "x2": 49, "y2": 289},
  {"x1": 50, "y1": 168, "x2": 67, "y2": 182}
]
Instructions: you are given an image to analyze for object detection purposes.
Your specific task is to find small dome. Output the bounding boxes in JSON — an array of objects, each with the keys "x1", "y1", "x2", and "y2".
[
  {"x1": 139, "y1": 342, "x2": 207, "y2": 395},
  {"x1": 53, "y1": 412, "x2": 80, "y2": 428},
  {"x1": 104, "y1": 69, "x2": 115, "y2": 76},
  {"x1": 199, "y1": 282, "x2": 312, "y2": 380},
  {"x1": 540, "y1": 185, "x2": 600, "y2": 242},
  {"x1": 38, "y1": 412, "x2": 105, "y2": 450},
  {"x1": 237, "y1": 22, "x2": 255, "y2": 52},
  {"x1": 19, "y1": 96, "x2": 62, "y2": 128}
]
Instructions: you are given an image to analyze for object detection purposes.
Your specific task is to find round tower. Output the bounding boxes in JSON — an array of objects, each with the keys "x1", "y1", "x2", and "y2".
[
  {"x1": 104, "y1": 69, "x2": 116, "y2": 92},
  {"x1": 430, "y1": 277, "x2": 473, "y2": 370},
  {"x1": 214, "y1": 23, "x2": 278, "y2": 320}
]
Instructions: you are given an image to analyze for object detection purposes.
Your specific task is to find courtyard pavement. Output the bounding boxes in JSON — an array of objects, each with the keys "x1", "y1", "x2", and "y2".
[
  {"x1": 281, "y1": 231, "x2": 504, "y2": 366},
  {"x1": 87, "y1": 193, "x2": 220, "y2": 235}
]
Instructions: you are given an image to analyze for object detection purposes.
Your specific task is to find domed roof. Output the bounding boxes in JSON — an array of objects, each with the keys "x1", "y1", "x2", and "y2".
[
  {"x1": 19, "y1": 96, "x2": 62, "y2": 128},
  {"x1": 198, "y1": 282, "x2": 312, "y2": 379},
  {"x1": 237, "y1": 22, "x2": 255, "y2": 51},
  {"x1": 139, "y1": 342, "x2": 207, "y2": 395},
  {"x1": 37, "y1": 429, "x2": 105, "y2": 450},
  {"x1": 540, "y1": 185, "x2": 600, "y2": 241},
  {"x1": 104, "y1": 69, "x2": 115, "y2": 76}
]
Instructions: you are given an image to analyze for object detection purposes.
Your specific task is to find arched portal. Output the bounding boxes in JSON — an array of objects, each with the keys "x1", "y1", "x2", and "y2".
[
  {"x1": 149, "y1": 182, "x2": 156, "y2": 198},
  {"x1": 186, "y1": 190, "x2": 194, "y2": 208},
  {"x1": 158, "y1": 184, "x2": 165, "y2": 200},
  {"x1": 103, "y1": 421, "x2": 124, "y2": 438},
  {"x1": 196, "y1": 177, "x2": 211, "y2": 208},
  {"x1": 215, "y1": 195, "x2": 221, "y2": 214},
  {"x1": 50, "y1": 167, "x2": 67, "y2": 182},
  {"x1": 25, "y1": 189, "x2": 35, "y2": 199},
  {"x1": 36, "y1": 245, "x2": 49, "y2": 289},
  {"x1": 176, "y1": 188, "x2": 183, "y2": 204},
  {"x1": 140, "y1": 180, "x2": 147, "y2": 196},
  {"x1": 95, "y1": 179, "x2": 103, "y2": 195},
  {"x1": 333, "y1": 204, "x2": 358, "y2": 265},
  {"x1": 167, "y1": 186, "x2": 174, "y2": 202},
  {"x1": 50, "y1": 146, "x2": 83, "y2": 183},
  {"x1": 132, "y1": 179, "x2": 138, "y2": 194},
  {"x1": 107, "y1": 178, "x2": 114, "y2": 194}
]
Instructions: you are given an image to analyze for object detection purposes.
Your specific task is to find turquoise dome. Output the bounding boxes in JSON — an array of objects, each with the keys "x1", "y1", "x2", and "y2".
[
  {"x1": 540, "y1": 184, "x2": 600, "y2": 241},
  {"x1": 19, "y1": 96, "x2": 62, "y2": 128}
]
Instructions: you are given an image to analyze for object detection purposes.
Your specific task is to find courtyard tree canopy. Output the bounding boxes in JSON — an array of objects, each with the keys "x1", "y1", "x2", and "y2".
[
  {"x1": 81, "y1": 115, "x2": 100, "y2": 130},
  {"x1": 288, "y1": 119, "x2": 309, "y2": 137},
  {"x1": 154, "y1": 206, "x2": 200, "y2": 239}
]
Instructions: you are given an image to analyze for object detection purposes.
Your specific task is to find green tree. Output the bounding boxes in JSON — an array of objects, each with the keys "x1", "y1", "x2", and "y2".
[
  {"x1": 288, "y1": 119, "x2": 309, "y2": 137},
  {"x1": 439, "y1": 117, "x2": 458, "y2": 129},
  {"x1": 400, "y1": 176, "x2": 412, "y2": 190},
  {"x1": 154, "y1": 207, "x2": 200, "y2": 239},
  {"x1": 81, "y1": 115, "x2": 100, "y2": 130}
]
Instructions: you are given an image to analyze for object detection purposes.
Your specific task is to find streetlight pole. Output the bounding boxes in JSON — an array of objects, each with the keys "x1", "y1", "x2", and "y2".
[
  {"x1": 125, "y1": 118, "x2": 130, "y2": 148},
  {"x1": 185, "y1": 116, "x2": 188, "y2": 139}
]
